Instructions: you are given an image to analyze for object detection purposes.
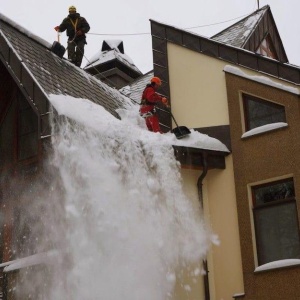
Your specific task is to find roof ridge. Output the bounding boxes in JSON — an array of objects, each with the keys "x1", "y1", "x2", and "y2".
[
  {"x1": 240, "y1": 6, "x2": 269, "y2": 47},
  {"x1": 211, "y1": 5, "x2": 269, "y2": 40}
]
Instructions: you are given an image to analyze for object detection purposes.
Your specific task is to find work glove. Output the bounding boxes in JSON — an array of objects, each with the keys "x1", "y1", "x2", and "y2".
[
  {"x1": 162, "y1": 97, "x2": 169, "y2": 107},
  {"x1": 76, "y1": 30, "x2": 84, "y2": 36},
  {"x1": 54, "y1": 26, "x2": 60, "y2": 31}
]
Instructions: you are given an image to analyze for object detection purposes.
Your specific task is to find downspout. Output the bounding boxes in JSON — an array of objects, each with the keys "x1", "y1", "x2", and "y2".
[{"x1": 197, "y1": 152, "x2": 210, "y2": 300}]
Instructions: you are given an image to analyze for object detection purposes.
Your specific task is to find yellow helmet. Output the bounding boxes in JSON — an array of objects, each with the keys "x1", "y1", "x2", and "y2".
[{"x1": 69, "y1": 5, "x2": 76, "y2": 13}]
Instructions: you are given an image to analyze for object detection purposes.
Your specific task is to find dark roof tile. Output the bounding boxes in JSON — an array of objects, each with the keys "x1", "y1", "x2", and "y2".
[
  {"x1": 0, "y1": 15, "x2": 131, "y2": 121},
  {"x1": 119, "y1": 71, "x2": 154, "y2": 104}
]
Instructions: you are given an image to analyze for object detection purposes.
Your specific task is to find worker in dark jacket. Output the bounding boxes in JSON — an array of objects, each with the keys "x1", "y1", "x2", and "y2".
[
  {"x1": 140, "y1": 77, "x2": 169, "y2": 133},
  {"x1": 54, "y1": 5, "x2": 90, "y2": 67}
]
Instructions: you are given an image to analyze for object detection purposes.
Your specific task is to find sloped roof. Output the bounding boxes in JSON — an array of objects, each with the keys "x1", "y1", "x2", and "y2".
[
  {"x1": 119, "y1": 70, "x2": 153, "y2": 104},
  {"x1": 211, "y1": 5, "x2": 288, "y2": 62},
  {"x1": 211, "y1": 6, "x2": 268, "y2": 47},
  {"x1": 0, "y1": 13, "x2": 131, "y2": 136}
]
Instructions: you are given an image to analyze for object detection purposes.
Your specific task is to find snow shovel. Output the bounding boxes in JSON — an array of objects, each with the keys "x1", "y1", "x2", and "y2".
[
  {"x1": 168, "y1": 109, "x2": 191, "y2": 139},
  {"x1": 51, "y1": 31, "x2": 66, "y2": 58}
]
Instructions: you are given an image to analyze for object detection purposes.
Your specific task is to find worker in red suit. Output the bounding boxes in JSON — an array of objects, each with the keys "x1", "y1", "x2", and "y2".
[{"x1": 140, "y1": 77, "x2": 169, "y2": 133}]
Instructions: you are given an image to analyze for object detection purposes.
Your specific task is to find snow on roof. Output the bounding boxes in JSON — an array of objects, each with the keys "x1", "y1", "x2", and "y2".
[
  {"x1": 119, "y1": 71, "x2": 154, "y2": 103},
  {"x1": 85, "y1": 43, "x2": 142, "y2": 75},
  {"x1": 211, "y1": 6, "x2": 267, "y2": 47},
  {"x1": 49, "y1": 94, "x2": 229, "y2": 153},
  {"x1": 224, "y1": 65, "x2": 300, "y2": 95},
  {"x1": 0, "y1": 13, "x2": 51, "y2": 49},
  {"x1": 243, "y1": 14, "x2": 261, "y2": 36}
]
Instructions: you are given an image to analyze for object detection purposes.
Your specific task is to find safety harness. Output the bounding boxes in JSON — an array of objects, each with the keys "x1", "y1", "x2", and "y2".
[
  {"x1": 140, "y1": 99, "x2": 157, "y2": 118},
  {"x1": 140, "y1": 108, "x2": 156, "y2": 118},
  {"x1": 69, "y1": 18, "x2": 78, "y2": 32}
]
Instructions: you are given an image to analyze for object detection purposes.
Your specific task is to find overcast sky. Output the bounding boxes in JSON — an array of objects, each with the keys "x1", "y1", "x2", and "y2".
[{"x1": 1, "y1": 0, "x2": 300, "y2": 74}]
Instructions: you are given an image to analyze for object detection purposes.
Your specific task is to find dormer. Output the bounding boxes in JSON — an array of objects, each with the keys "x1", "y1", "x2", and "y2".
[{"x1": 84, "y1": 40, "x2": 142, "y2": 89}]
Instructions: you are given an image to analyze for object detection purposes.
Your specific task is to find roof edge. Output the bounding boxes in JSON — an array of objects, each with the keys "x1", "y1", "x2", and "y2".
[
  {"x1": 0, "y1": 13, "x2": 51, "y2": 49},
  {"x1": 149, "y1": 19, "x2": 300, "y2": 85}
]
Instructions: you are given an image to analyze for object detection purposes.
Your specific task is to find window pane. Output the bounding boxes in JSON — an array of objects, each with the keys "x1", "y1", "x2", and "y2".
[
  {"x1": 254, "y1": 202, "x2": 300, "y2": 265},
  {"x1": 244, "y1": 95, "x2": 286, "y2": 130},
  {"x1": 254, "y1": 180, "x2": 295, "y2": 206}
]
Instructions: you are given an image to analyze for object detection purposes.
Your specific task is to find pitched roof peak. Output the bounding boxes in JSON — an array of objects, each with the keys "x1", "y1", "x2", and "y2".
[
  {"x1": 210, "y1": 5, "x2": 288, "y2": 62},
  {"x1": 211, "y1": 6, "x2": 269, "y2": 48}
]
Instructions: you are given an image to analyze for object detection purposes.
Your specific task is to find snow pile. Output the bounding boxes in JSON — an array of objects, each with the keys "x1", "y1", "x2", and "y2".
[
  {"x1": 116, "y1": 105, "x2": 229, "y2": 152},
  {"x1": 44, "y1": 94, "x2": 218, "y2": 300},
  {"x1": 86, "y1": 43, "x2": 141, "y2": 74}
]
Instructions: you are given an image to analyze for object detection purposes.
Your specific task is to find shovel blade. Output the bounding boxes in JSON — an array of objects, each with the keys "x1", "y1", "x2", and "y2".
[
  {"x1": 51, "y1": 41, "x2": 66, "y2": 58},
  {"x1": 171, "y1": 126, "x2": 191, "y2": 139}
]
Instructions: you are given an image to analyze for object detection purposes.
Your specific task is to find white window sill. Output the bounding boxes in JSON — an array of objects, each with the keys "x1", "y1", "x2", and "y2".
[
  {"x1": 241, "y1": 122, "x2": 288, "y2": 139},
  {"x1": 254, "y1": 259, "x2": 300, "y2": 273}
]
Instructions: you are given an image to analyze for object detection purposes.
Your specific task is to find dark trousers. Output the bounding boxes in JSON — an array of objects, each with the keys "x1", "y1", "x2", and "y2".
[{"x1": 68, "y1": 39, "x2": 85, "y2": 67}]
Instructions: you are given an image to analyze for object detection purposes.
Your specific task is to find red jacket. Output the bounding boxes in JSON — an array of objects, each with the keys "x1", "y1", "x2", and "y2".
[{"x1": 140, "y1": 85, "x2": 163, "y2": 114}]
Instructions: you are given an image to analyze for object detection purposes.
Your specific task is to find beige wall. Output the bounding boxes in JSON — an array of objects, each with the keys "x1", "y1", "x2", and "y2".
[
  {"x1": 175, "y1": 160, "x2": 244, "y2": 300},
  {"x1": 167, "y1": 42, "x2": 300, "y2": 129},
  {"x1": 167, "y1": 43, "x2": 245, "y2": 299},
  {"x1": 167, "y1": 43, "x2": 229, "y2": 128}
]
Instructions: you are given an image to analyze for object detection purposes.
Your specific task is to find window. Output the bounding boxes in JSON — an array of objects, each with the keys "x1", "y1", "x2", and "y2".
[
  {"x1": 243, "y1": 94, "x2": 286, "y2": 131},
  {"x1": 256, "y1": 34, "x2": 278, "y2": 60},
  {"x1": 252, "y1": 178, "x2": 300, "y2": 265}
]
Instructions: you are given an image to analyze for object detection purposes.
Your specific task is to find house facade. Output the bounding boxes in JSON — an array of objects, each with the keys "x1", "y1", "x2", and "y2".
[
  {"x1": 150, "y1": 5, "x2": 300, "y2": 300},
  {"x1": 1, "y1": 4, "x2": 300, "y2": 300}
]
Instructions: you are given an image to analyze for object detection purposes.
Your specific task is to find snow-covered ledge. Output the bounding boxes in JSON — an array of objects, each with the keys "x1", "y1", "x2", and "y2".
[
  {"x1": 242, "y1": 122, "x2": 288, "y2": 138},
  {"x1": 255, "y1": 259, "x2": 300, "y2": 273},
  {"x1": 224, "y1": 65, "x2": 300, "y2": 95},
  {"x1": 233, "y1": 292, "x2": 245, "y2": 299},
  {"x1": 0, "y1": 250, "x2": 59, "y2": 273}
]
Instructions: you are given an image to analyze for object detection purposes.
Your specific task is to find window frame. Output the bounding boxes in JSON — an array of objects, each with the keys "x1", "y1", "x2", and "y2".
[
  {"x1": 242, "y1": 93, "x2": 286, "y2": 132},
  {"x1": 251, "y1": 178, "x2": 300, "y2": 266}
]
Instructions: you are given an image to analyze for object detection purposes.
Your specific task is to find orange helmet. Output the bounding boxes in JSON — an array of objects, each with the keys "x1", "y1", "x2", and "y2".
[{"x1": 151, "y1": 77, "x2": 162, "y2": 86}]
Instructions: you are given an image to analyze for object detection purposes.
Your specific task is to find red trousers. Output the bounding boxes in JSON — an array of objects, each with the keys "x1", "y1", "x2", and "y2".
[{"x1": 145, "y1": 114, "x2": 161, "y2": 133}]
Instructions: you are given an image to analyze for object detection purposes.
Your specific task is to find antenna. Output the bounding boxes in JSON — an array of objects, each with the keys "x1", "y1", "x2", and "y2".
[{"x1": 257, "y1": 0, "x2": 260, "y2": 9}]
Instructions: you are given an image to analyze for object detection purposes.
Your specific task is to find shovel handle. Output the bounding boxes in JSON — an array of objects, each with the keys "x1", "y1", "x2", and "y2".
[{"x1": 168, "y1": 109, "x2": 180, "y2": 128}]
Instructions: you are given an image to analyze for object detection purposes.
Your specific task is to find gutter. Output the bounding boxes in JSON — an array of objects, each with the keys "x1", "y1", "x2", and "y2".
[{"x1": 197, "y1": 152, "x2": 210, "y2": 300}]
